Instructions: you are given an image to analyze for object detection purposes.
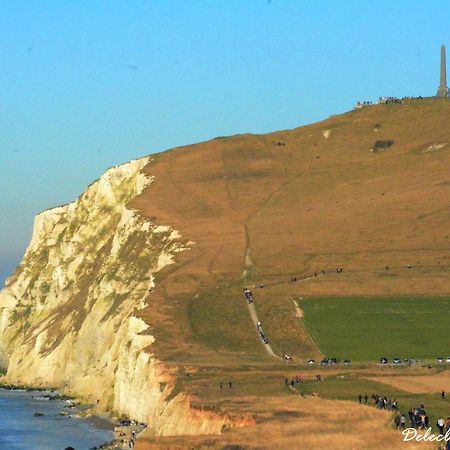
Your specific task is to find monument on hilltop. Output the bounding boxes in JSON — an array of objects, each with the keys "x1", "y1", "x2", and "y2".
[{"x1": 436, "y1": 44, "x2": 449, "y2": 98}]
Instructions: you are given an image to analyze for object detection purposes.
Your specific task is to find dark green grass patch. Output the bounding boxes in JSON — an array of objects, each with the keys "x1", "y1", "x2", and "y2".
[
  {"x1": 188, "y1": 281, "x2": 266, "y2": 356},
  {"x1": 300, "y1": 297, "x2": 450, "y2": 361}
]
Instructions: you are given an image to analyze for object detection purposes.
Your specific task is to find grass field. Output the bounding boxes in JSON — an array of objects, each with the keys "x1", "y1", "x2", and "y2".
[
  {"x1": 300, "y1": 297, "x2": 450, "y2": 361},
  {"x1": 297, "y1": 373, "x2": 450, "y2": 433}
]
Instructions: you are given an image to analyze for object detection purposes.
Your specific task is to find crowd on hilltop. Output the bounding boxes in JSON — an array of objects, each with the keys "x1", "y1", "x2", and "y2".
[
  {"x1": 378, "y1": 96, "x2": 403, "y2": 104},
  {"x1": 354, "y1": 101, "x2": 374, "y2": 108},
  {"x1": 354, "y1": 95, "x2": 425, "y2": 109}
]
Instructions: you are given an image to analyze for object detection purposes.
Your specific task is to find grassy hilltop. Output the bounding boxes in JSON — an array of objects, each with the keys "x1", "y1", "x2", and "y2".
[
  {"x1": 130, "y1": 98, "x2": 450, "y2": 363},
  {"x1": 127, "y1": 98, "x2": 450, "y2": 449}
]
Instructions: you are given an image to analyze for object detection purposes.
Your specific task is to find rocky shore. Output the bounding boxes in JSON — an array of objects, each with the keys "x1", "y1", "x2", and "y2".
[{"x1": 0, "y1": 380, "x2": 146, "y2": 449}]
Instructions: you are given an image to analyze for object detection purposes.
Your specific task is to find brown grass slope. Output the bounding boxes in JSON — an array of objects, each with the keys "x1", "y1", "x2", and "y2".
[
  {"x1": 136, "y1": 396, "x2": 429, "y2": 450},
  {"x1": 130, "y1": 98, "x2": 450, "y2": 362}
]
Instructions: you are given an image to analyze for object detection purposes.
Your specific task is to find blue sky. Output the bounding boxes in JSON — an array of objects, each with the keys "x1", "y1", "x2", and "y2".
[{"x1": 1, "y1": 0, "x2": 449, "y2": 285}]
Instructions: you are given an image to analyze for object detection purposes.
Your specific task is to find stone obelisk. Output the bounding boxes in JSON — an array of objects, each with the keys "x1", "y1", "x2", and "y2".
[{"x1": 436, "y1": 44, "x2": 449, "y2": 97}]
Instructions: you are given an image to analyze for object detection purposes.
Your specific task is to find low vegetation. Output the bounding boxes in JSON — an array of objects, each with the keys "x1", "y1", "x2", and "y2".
[{"x1": 372, "y1": 139, "x2": 394, "y2": 151}]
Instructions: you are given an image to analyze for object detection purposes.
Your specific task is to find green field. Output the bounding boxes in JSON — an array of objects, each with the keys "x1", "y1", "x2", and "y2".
[{"x1": 300, "y1": 297, "x2": 450, "y2": 361}]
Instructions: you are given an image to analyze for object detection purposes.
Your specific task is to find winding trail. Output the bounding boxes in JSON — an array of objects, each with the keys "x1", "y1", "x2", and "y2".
[
  {"x1": 242, "y1": 227, "x2": 326, "y2": 360},
  {"x1": 242, "y1": 207, "x2": 325, "y2": 360}
]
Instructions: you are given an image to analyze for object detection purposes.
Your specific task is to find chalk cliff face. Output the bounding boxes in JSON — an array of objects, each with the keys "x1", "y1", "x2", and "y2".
[{"x1": 0, "y1": 157, "x2": 227, "y2": 435}]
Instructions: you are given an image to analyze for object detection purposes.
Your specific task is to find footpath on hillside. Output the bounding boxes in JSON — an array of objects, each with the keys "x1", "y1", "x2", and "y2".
[
  {"x1": 242, "y1": 272, "x2": 325, "y2": 360},
  {"x1": 243, "y1": 291, "x2": 280, "y2": 359}
]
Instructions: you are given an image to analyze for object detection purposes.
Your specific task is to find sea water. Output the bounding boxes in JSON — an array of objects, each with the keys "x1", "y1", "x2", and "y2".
[{"x1": 0, "y1": 389, "x2": 113, "y2": 450}]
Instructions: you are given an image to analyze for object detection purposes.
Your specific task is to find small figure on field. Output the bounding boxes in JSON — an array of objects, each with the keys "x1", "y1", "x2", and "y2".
[
  {"x1": 400, "y1": 415, "x2": 406, "y2": 430},
  {"x1": 437, "y1": 416, "x2": 445, "y2": 435}
]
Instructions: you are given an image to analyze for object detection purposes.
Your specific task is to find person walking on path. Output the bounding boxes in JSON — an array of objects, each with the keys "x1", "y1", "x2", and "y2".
[{"x1": 394, "y1": 413, "x2": 401, "y2": 429}]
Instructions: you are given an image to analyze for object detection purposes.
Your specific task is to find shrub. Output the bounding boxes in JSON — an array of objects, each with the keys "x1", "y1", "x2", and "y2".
[{"x1": 372, "y1": 139, "x2": 394, "y2": 152}]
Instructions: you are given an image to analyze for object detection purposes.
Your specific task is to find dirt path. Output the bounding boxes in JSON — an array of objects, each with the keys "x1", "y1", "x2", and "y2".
[
  {"x1": 243, "y1": 229, "x2": 280, "y2": 359},
  {"x1": 293, "y1": 300, "x2": 303, "y2": 318},
  {"x1": 245, "y1": 300, "x2": 280, "y2": 359},
  {"x1": 242, "y1": 230, "x2": 322, "y2": 360}
]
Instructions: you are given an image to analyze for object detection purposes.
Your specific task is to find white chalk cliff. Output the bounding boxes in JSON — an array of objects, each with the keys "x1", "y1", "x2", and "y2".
[{"x1": 0, "y1": 157, "x2": 229, "y2": 435}]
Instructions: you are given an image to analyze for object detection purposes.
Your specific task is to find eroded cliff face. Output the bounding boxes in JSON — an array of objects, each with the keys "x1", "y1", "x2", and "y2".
[{"x1": 0, "y1": 157, "x2": 228, "y2": 435}]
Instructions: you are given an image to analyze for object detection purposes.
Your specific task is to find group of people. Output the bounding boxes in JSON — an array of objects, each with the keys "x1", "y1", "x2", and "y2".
[
  {"x1": 379, "y1": 96, "x2": 424, "y2": 104},
  {"x1": 357, "y1": 393, "x2": 399, "y2": 410},
  {"x1": 243, "y1": 288, "x2": 270, "y2": 345},
  {"x1": 354, "y1": 101, "x2": 374, "y2": 108},
  {"x1": 116, "y1": 432, "x2": 137, "y2": 449},
  {"x1": 290, "y1": 269, "x2": 329, "y2": 283},
  {"x1": 243, "y1": 288, "x2": 253, "y2": 304},
  {"x1": 365, "y1": 395, "x2": 450, "y2": 439},
  {"x1": 115, "y1": 418, "x2": 147, "y2": 449},
  {"x1": 378, "y1": 96, "x2": 403, "y2": 104},
  {"x1": 403, "y1": 405, "x2": 430, "y2": 429},
  {"x1": 285, "y1": 375, "x2": 303, "y2": 387},
  {"x1": 374, "y1": 394, "x2": 398, "y2": 410},
  {"x1": 256, "y1": 321, "x2": 269, "y2": 345},
  {"x1": 290, "y1": 264, "x2": 415, "y2": 282},
  {"x1": 385, "y1": 264, "x2": 413, "y2": 271},
  {"x1": 355, "y1": 96, "x2": 424, "y2": 110},
  {"x1": 392, "y1": 404, "x2": 437, "y2": 432}
]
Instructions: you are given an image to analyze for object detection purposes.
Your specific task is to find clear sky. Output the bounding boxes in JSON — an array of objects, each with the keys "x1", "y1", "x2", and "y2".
[{"x1": 1, "y1": 0, "x2": 450, "y2": 285}]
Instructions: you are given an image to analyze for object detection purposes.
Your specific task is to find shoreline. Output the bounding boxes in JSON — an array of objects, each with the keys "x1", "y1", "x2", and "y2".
[{"x1": 0, "y1": 380, "x2": 130, "y2": 449}]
